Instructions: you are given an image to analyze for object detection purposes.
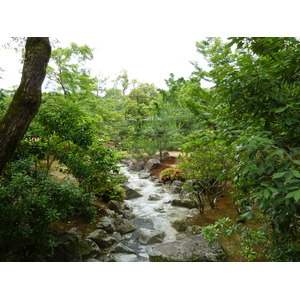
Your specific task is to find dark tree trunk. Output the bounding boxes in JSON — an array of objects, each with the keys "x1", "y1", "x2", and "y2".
[{"x1": 0, "y1": 37, "x2": 51, "y2": 173}]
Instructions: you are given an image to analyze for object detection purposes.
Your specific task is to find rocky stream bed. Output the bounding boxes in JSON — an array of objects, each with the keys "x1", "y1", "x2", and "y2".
[{"x1": 51, "y1": 158, "x2": 227, "y2": 262}]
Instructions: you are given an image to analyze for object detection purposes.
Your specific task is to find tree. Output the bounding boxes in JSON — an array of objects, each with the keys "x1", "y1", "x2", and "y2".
[
  {"x1": 46, "y1": 42, "x2": 97, "y2": 101},
  {"x1": 0, "y1": 37, "x2": 51, "y2": 174}
]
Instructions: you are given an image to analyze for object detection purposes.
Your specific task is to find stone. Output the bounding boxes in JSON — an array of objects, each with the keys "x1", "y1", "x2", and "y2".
[
  {"x1": 139, "y1": 172, "x2": 151, "y2": 179},
  {"x1": 115, "y1": 218, "x2": 136, "y2": 234},
  {"x1": 110, "y1": 243, "x2": 135, "y2": 254},
  {"x1": 96, "y1": 216, "x2": 115, "y2": 233},
  {"x1": 169, "y1": 180, "x2": 183, "y2": 193},
  {"x1": 171, "y1": 198, "x2": 198, "y2": 209},
  {"x1": 171, "y1": 219, "x2": 188, "y2": 232},
  {"x1": 148, "y1": 234, "x2": 227, "y2": 262},
  {"x1": 137, "y1": 228, "x2": 165, "y2": 245},
  {"x1": 107, "y1": 200, "x2": 124, "y2": 214},
  {"x1": 148, "y1": 193, "x2": 162, "y2": 201},
  {"x1": 86, "y1": 229, "x2": 117, "y2": 248},
  {"x1": 97, "y1": 236, "x2": 118, "y2": 248},
  {"x1": 121, "y1": 184, "x2": 142, "y2": 199},
  {"x1": 129, "y1": 161, "x2": 146, "y2": 172},
  {"x1": 144, "y1": 158, "x2": 161, "y2": 171},
  {"x1": 79, "y1": 238, "x2": 101, "y2": 260},
  {"x1": 120, "y1": 159, "x2": 132, "y2": 166}
]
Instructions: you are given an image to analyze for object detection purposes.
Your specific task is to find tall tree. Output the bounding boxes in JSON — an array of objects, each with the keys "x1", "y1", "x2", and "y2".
[{"x1": 0, "y1": 37, "x2": 51, "y2": 173}]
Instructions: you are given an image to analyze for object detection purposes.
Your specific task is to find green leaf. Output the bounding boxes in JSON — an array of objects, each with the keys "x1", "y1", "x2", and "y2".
[
  {"x1": 272, "y1": 171, "x2": 287, "y2": 179},
  {"x1": 291, "y1": 170, "x2": 300, "y2": 178}
]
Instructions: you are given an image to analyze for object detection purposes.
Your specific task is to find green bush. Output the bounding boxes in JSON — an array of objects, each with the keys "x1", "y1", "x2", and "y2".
[{"x1": 0, "y1": 158, "x2": 96, "y2": 261}]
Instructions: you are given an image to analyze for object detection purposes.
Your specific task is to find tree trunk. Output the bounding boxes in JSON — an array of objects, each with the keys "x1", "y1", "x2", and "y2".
[{"x1": 0, "y1": 37, "x2": 51, "y2": 173}]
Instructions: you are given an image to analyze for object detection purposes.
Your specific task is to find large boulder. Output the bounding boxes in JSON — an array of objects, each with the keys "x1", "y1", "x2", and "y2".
[
  {"x1": 148, "y1": 234, "x2": 227, "y2": 262},
  {"x1": 144, "y1": 159, "x2": 161, "y2": 171},
  {"x1": 129, "y1": 161, "x2": 146, "y2": 172},
  {"x1": 51, "y1": 231, "x2": 102, "y2": 262},
  {"x1": 138, "y1": 228, "x2": 165, "y2": 245},
  {"x1": 121, "y1": 184, "x2": 142, "y2": 199}
]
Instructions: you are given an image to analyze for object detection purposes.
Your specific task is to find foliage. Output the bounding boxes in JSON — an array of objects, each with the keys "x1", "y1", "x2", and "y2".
[
  {"x1": 179, "y1": 131, "x2": 234, "y2": 214},
  {"x1": 196, "y1": 37, "x2": 300, "y2": 259},
  {"x1": 202, "y1": 218, "x2": 268, "y2": 262},
  {"x1": 0, "y1": 158, "x2": 96, "y2": 261},
  {"x1": 159, "y1": 168, "x2": 185, "y2": 183}
]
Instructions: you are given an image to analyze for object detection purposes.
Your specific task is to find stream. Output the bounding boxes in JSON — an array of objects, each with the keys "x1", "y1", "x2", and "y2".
[{"x1": 113, "y1": 165, "x2": 193, "y2": 262}]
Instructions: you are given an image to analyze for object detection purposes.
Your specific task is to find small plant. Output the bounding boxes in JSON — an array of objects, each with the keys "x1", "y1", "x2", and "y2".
[{"x1": 159, "y1": 168, "x2": 185, "y2": 183}]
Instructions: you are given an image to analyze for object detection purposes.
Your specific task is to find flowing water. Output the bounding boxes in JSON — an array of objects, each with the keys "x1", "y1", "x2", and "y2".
[{"x1": 113, "y1": 165, "x2": 193, "y2": 262}]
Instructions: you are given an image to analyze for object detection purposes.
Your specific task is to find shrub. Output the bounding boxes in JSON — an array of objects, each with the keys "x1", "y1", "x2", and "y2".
[
  {"x1": 159, "y1": 168, "x2": 185, "y2": 183},
  {"x1": 0, "y1": 158, "x2": 96, "y2": 261}
]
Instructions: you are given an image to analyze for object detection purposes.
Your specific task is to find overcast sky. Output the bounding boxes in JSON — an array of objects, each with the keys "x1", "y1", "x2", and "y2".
[{"x1": 1, "y1": 0, "x2": 297, "y2": 91}]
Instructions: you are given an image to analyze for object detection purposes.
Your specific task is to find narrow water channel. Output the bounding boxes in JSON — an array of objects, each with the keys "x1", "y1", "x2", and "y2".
[{"x1": 114, "y1": 165, "x2": 192, "y2": 262}]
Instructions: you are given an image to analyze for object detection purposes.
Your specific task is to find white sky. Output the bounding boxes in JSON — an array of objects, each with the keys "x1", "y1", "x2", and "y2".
[{"x1": 1, "y1": 0, "x2": 298, "y2": 91}]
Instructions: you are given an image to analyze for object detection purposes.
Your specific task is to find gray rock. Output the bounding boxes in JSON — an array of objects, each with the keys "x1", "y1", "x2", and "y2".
[
  {"x1": 138, "y1": 228, "x2": 165, "y2": 245},
  {"x1": 170, "y1": 180, "x2": 183, "y2": 193},
  {"x1": 107, "y1": 200, "x2": 124, "y2": 214},
  {"x1": 86, "y1": 229, "x2": 117, "y2": 248},
  {"x1": 96, "y1": 216, "x2": 115, "y2": 233},
  {"x1": 148, "y1": 193, "x2": 162, "y2": 201},
  {"x1": 144, "y1": 158, "x2": 161, "y2": 171},
  {"x1": 129, "y1": 161, "x2": 146, "y2": 171},
  {"x1": 120, "y1": 159, "x2": 132, "y2": 166},
  {"x1": 139, "y1": 172, "x2": 151, "y2": 179},
  {"x1": 148, "y1": 234, "x2": 227, "y2": 262},
  {"x1": 171, "y1": 198, "x2": 198, "y2": 209},
  {"x1": 79, "y1": 238, "x2": 101, "y2": 260},
  {"x1": 115, "y1": 218, "x2": 136, "y2": 234},
  {"x1": 121, "y1": 184, "x2": 142, "y2": 199}
]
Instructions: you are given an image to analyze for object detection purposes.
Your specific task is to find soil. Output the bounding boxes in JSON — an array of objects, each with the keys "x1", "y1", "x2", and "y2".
[{"x1": 149, "y1": 156, "x2": 180, "y2": 177}]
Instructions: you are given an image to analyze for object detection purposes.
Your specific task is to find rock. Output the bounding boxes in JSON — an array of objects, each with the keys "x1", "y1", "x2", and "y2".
[
  {"x1": 148, "y1": 193, "x2": 162, "y2": 201},
  {"x1": 107, "y1": 200, "x2": 124, "y2": 214},
  {"x1": 169, "y1": 180, "x2": 183, "y2": 193},
  {"x1": 156, "y1": 188, "x2": 165, "y2": 193},
  {"x1": 115, "y1": 218, "x2": 136, "y2": 234},
  {"x1": 97, "y1": 236, "x2": 118, "y2": 248},
  {"x1": 120, "y1": 159, "x2": 132, "y2": 166},
  {"x1": 139, "y1": 172, "x2": 151, "y2": 179},
  {"x1": 171, "y1": 198, "x2": 198, "y2": 209},
  {"x1": 79, "y1": 238, "x2": 101, "y2": 260},
  {"x1": 144, "y1": 158, "x2": 161, "y2": 171},
  {"x1": 171, "y1": 219, "x2": 187, "y2": 232},
  {"x1": 51, "y1": 232, "x2": 82, "y2": 262},
  {"x1": 129, "y1": 161, "x2": 146, "y2": 172},
  {"x1": 86, "y1": 229, "x2": 117, "y2": 248},
  {"x1": 148, "y1": 234, "x2": 227, "y2": 262},
  {"x1": 96, "y1": 216, "x2": 115, "y2": 233},
  {"x1": 110, "y1": 243, "x2": 135, "y2": 254},
  {"x1": 138, "y1": 228, "x2": 165, "y2": 245},
  {"x1": 121, "y1": 184, "x2": 142, "y2": 199}
]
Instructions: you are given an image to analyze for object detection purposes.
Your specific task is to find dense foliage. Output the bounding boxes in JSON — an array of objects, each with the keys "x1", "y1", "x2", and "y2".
[{"x1": 1, "y1": 37, "x2": 299, "y2": 261}]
